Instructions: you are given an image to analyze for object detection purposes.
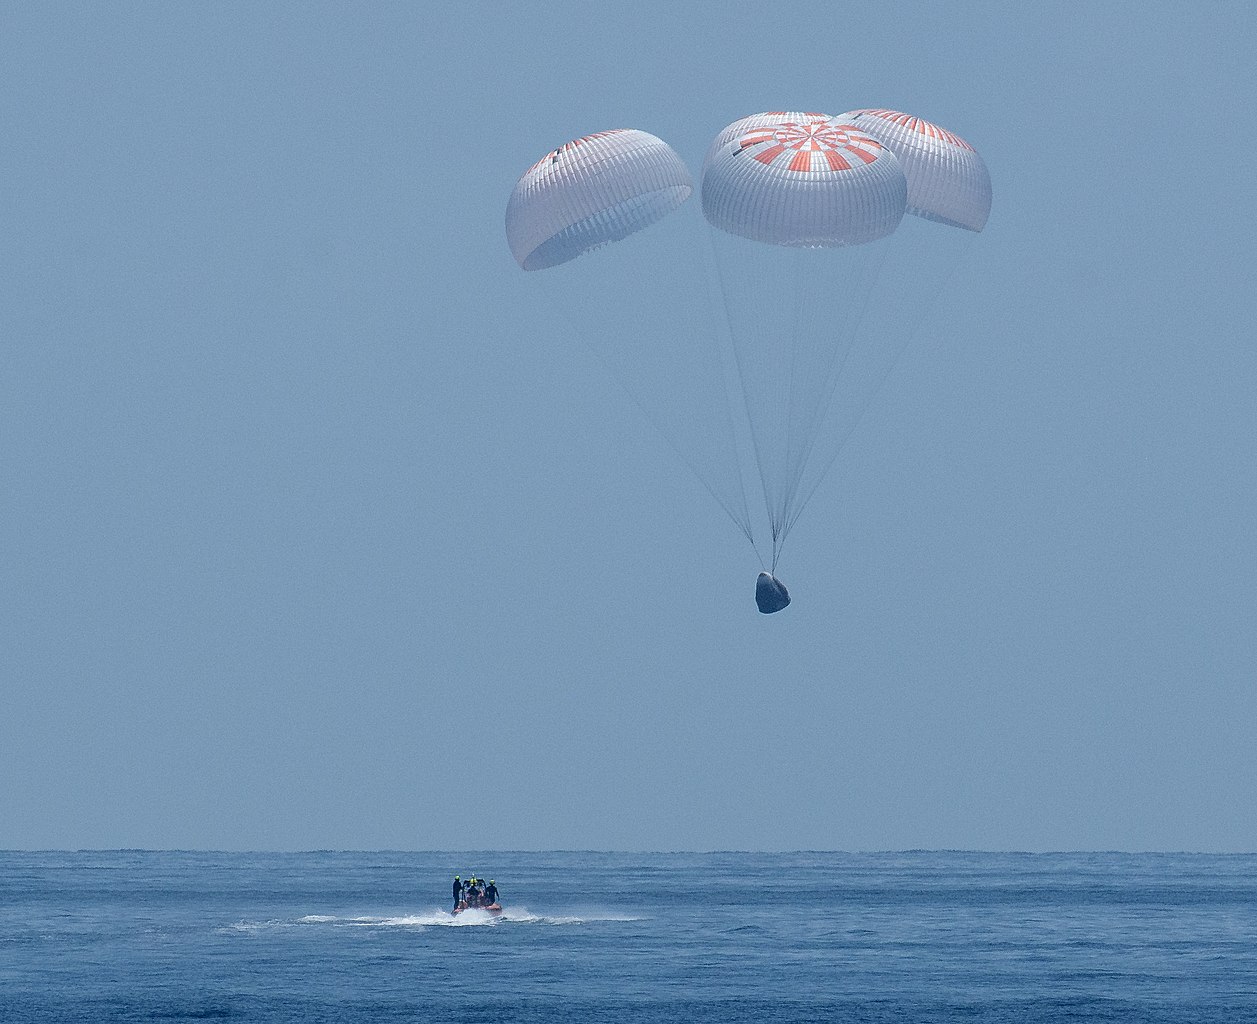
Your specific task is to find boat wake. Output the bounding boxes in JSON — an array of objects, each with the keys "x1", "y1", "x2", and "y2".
[
  {"x1": 288, "y1": 907, "x2": 630, "y2": 928},
  {"x1": 223, "y1": 907, "x2": 645, "y2": 935}
]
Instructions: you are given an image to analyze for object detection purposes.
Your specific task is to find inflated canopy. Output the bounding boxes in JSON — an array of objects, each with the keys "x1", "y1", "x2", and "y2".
[
  {"x1": 703, "y1": 110, "x2": 834, "y2": 161},
  {"x1": 836, "y1": 109, "x2": 991, "y2": 232},
  {"x1": 702, "y1": 112, "x2": 907, "y2": 247},
  {"x1": 506, "y1": 129, "x2": 693, "y2": 271}
]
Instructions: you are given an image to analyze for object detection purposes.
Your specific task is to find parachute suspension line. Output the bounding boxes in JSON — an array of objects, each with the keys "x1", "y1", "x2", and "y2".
[
  {"x1": 763, "y1": 240, "x2": 890, "y2": 563},
  {"x1": 783, "y1": 233, "x2": 974, "y2": 539},
  {"x1": 683, "y1": 206, "x2": 758, "y2": 556},
  {"x1": 587, "y1": 345, "x2": 758, "y2": 549},
  {"x1": 778, "y1": 240, "x2": 891, "y2": 539},
  {"x1": 777, "y1": 246, "x2": 810, "y2": 547},
  {"x1": 777, "y1": 247, "x2": 838, "y2": 552},
  {"x1": 773, "y1": 251, "x2": 812, "y2": 575},
  {"x1": 529, "y1": 244, "x2": 759, "y2": 556},
  {"x1": 707, "y1": 222, "x2": 776, "y2": 562}
]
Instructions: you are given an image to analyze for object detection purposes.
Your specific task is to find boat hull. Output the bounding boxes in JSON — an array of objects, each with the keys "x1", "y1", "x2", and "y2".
[{"x1": 452, "y1": 903, "x2": 502, "y2": 915}]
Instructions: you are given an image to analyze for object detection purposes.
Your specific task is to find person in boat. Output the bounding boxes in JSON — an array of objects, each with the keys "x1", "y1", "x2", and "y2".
[
  {"x1": 484, "y1": 880, "x2": 498, "y2": 906},
  {"x1": 452, "y1": 875, "x2": 463, "y2": 912}
]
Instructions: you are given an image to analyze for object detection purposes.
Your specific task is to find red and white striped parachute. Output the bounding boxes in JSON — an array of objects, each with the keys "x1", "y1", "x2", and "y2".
[
  {"x1": 701, "y1": 112, "x2": 907, "y2": 247},
  {"x1": 837, "y1": 109, "x2": 992, "y2": 232}
]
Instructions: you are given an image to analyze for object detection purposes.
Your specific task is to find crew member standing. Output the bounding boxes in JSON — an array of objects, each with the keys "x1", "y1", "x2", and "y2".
[{"x1": 452, "y1": 875, "x2": 462, "y2": 912}]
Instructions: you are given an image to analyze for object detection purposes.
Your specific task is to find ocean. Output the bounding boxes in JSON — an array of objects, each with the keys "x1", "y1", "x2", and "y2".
[{"x1": 2, "y1": 850, "x2": 1255, "y2": 1022}]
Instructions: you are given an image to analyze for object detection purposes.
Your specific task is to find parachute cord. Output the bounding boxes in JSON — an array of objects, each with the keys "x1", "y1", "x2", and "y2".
[
  {"x1": 776, "y1": 250, "x2": 828, "y2": 536},
  {"x1": 586, "y1": 349, "x2": 758, "y2": 548},
  {"x1": 534, "y1": 256, "x2": 759, "y2": 551},
  {"x1": 707, "y1": 223, "x2": 777, "y2": 544},
  {"x1": 783, "y1": 234, "x2": 974, "y2": 537},
  {"x1": 778, "y1": 246, "x2": 808, "y2": 544},
  {"x1": 770, "y1": 517, "x2": 784, "y2": 575},
  {"x1": 778, "y1": 241, "x2": 889, "y2": 531},
  {"x1": 781, "y1": 250, "x2": 891, "y2": 539},
  {"x1": 687, "y1": 209, "x2": 757, "y2": 549}
]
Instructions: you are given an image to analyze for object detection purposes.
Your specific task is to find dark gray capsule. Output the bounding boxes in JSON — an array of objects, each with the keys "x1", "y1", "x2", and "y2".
[{"x1": 755, "y1": 572, "x2": 790, "y2": 614}]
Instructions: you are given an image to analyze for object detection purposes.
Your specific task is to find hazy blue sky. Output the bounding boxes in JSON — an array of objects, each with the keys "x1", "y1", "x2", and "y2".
[{"x1": 4, "y1": 2, "x2": 1255, "y2": 852}]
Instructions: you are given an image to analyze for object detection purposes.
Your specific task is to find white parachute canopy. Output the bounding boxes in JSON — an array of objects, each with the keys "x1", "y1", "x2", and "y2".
[
  {"x1": 505, "y1": 129, "x2": 757, "y2": 546},
  {"x1": 506, "y1": 129, "x2": 694, "y2": 271}
]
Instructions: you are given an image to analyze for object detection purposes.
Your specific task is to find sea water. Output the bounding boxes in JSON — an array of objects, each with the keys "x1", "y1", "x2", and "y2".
[{"x1": 2, "y1": 850, "x2": 1255, "y2": 1022}]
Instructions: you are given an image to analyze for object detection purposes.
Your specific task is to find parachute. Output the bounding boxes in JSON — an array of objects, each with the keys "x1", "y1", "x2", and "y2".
[
  {"x1": 504, "y1": 129, "x2": 756, "y2": 550},
  {"x1": 700, "y1": 113, "x2": 908, "y2": 577},
  {"x1": 837, "y1": 109, "x2": 992, "y2": 232},
  {"x1": 505, "y1": 129, "x2": 693, "y2": 271},
  {"x1": 506, "y1": 112, "x2": 990, "y2": 613},
  {"x1": 702, "y1": 114, "x2": 906, "y2": 247}
]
